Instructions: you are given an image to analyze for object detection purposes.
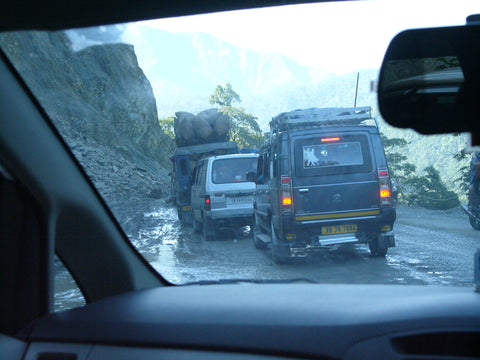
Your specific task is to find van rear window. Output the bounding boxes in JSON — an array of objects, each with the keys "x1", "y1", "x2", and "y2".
[
  {"x1": 303, "y1": 142, "x2": 363, "y2": 168},
  {"x1": 212, "y1": 157, "x2": 258, "y2": 184},
  {"x1": 295, "y1": 135, "x2": 371, "y2": 176}
]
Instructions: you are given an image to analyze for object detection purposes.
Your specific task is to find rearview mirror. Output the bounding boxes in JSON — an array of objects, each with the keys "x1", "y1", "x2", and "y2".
[{"x1": 378, "y1": 22, "x2": 480, "y2": 138}]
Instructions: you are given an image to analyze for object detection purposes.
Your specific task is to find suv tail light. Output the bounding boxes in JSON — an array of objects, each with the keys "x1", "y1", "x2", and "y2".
[
  {"x1": 281, "y1": 175, "x2": 293, "y2": 210},
  {"x1": 205, "y1": 195, "x2": 211, "y2": 210},
  {"x1": 378, "y1": 168, "x2": 392, "y2": 207}
]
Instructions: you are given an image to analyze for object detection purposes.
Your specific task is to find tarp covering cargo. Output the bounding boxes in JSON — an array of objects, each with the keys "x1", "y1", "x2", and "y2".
[{"x1": 174, "y1": 108, "x2": 230, "y2": 146}]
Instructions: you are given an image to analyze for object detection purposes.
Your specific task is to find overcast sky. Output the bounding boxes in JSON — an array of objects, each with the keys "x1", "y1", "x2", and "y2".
[{"x1": 135, "y1": 0, "x2": 480, "y2": 74}]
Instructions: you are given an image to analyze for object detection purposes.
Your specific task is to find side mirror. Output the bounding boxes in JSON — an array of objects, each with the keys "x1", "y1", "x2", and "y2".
[
  {"x1": 378, "y1": 23, "x2": 480, "y2": 137},
  {"x1": 246, "y1": 171, "x2": 257, "y2": 182}
]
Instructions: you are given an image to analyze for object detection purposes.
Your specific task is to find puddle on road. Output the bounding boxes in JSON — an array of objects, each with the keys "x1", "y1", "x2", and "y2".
[
  {"x1": 132, "y1": 205, "x2": 437, "y2": 286},
  {"x1": 389, "y1": 253, "x2": 466, "y2": 286},
  {"x1": 54, "y1": 202, "x2": 476, "y2": 311},
  {"x1": 392, "y1": 224, "x2": 474, "y2": 287}
]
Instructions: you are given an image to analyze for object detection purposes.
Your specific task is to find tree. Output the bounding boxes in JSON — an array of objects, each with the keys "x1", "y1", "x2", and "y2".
[
  {"x1": 434, "y1": 56, "x2": 461, "y2": 71},
  {"x1": 381, "y1": 133, "x2": 416, "y2": 203},
  {"x1": 453, "y1": 148, "x2": 471, "y2": 192},
  {"x1": 209, "y1": 83, "x2": 263, "y2": 149},
  {"x1": 381, "y1": 133, "x2": 459, "y2": 209},
  {"x1": 158, "y1": 116, "x2": 175, "y2": 139},
  {"x1": 403, "y1": 166, "x2": 459, "y2": 209},
  {"x1": 209, "y1": 83, "x2": 240, "y2": 107}
]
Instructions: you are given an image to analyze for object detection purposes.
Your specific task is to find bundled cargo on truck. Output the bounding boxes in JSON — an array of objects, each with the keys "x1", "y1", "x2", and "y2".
[
  {"x1": 170, "y1": 108, "x2": 238, "y2": 226},
  {"x1": 174, "y1": 108, "x2": 230, "y2": 147}
]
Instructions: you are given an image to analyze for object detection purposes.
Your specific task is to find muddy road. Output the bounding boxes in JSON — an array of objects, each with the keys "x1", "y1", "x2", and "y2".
[
  {"x1": 133, "y1": 203, "x2": 478, "y2": 286},
  {"x1": 55, "y1": 203, "x2": 479, "y2": 311}
]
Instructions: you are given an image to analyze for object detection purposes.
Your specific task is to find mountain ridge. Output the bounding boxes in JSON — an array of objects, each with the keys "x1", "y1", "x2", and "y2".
[{"x1": 129, "y1": 27, "x2": 466, "y2": 191}]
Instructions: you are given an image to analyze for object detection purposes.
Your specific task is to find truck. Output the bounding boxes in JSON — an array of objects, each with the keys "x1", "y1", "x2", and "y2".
[{"x1": 169, "y1": 109, "x2": 238, "y2": 225}]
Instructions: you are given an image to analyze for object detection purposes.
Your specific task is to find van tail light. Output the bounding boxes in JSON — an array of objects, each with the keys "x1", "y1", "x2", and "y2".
[
  {"x1": 281, "y1": 175, "x2": 293, "y2": 210},
  {"x1": 378, "y1": 168, "x2": 392, "y2": 207},
  {"x1": 205, "y1": 195, "x2": 211, "y2": 210}
]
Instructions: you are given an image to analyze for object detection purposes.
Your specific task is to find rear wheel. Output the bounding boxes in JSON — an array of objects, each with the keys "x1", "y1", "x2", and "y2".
[
  {"x1": 270, "y1": 219, "x2": 290, "y2": 264},
  {"x1": 469, "y1": 215, "x2": 480, "y2": 230},
  {"x1": 368, "y1": 236, "x2": 388, "y2": 257},
  {"x1": 252, "y1": 215, "x2": 267, "y2": 250},
  {"x1": 177, "y1": 206, "x2": 192, "y2": 226},
  {"x1": 203, "y1": 214, "x2": 216, "y2": 241},
  {"x1": 468, "y1": 189, "x2": 480, "y2": 230},
  {"x1": 193, "y1": 214, "x2": 202, "y2": 233}
]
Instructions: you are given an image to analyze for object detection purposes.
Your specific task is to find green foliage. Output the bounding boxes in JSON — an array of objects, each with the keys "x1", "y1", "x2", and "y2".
[
  {"x1": 381, "y1": 132, "x2": 416, "y2": 195},
  {"x1": 402, "y1": 166, "x2": 460, "y2": 210},
  {"x1": 382, "y1": 133, "x2": 460, "y2": 209},
  {"x1": 453, "y1": 148, "x2": 471, "y2": 192},
  {"x1": 434, "y1": 56, "x2": 461, "y2": 71},
  {"x1": 209, "y1": 83, "x2": 241, "y2": 107},
  {"x1": 209, "y1": 83, "x2": 263, "y2": 149},
  {"x1": 158, "y1": 116, "x2": 175, "y2": 139}
]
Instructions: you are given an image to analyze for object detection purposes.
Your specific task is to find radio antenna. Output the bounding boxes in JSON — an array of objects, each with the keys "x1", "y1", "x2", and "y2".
[{"x1": 353, "y1": 72, "x2": 359, "y2": 107}]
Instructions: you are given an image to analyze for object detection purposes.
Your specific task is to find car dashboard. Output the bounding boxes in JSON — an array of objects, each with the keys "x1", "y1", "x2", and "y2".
[{"x1": 13, "y1": 284, "x2": 480, "y2": 360}]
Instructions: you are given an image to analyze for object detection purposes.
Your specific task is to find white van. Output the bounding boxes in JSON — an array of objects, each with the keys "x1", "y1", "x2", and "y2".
[{"x1": 191, "y1": 153, "x2": 258, "y2": 240}]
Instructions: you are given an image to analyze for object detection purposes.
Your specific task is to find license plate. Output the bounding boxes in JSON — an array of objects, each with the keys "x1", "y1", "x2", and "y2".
[
  {"x1": 227, "y1": 196, "x2": 253, "y2": 204},
  {"x1": 182, "y1": 205, "x2": 191, "y2": 211},
  {"x1": 321, "y1": 224, "x2": 357, "y2": 235}
]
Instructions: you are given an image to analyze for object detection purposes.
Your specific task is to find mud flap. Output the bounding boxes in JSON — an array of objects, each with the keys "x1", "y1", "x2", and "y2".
[{"x1": 378, "y1": 231, "x2": 395, "y2": 248}]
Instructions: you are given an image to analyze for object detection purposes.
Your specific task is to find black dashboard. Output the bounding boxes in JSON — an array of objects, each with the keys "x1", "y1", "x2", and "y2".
[{"x1": 19, "y1": 284, "x2": 480, "y2": 360}]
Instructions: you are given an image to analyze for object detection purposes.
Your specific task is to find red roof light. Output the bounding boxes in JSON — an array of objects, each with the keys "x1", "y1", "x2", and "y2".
[{"x1": 321, "y1": 137, "x2": 340, "y2": 142}]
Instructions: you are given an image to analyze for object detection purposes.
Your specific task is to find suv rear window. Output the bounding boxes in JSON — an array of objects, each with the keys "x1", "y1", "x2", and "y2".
[
  {"x1": 303, "y1": 141, "x2": 363, "y2": 168},
  {"x1": 294, "y1": 134, "x2": 372, "y2": 176},
  {"x1": 212, "y1": 157, "x2": 257, "y2": 184}
]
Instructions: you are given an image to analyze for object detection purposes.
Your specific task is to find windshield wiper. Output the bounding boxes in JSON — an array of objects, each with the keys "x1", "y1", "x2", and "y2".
[{"x1": 182, "y1": 278, "x2": 318, "y2": 285}]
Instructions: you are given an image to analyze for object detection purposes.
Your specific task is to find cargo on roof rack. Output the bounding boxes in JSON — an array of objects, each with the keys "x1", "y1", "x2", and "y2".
[{"x1": 269, "y1": 106, "x2": 376, "y2": 132}]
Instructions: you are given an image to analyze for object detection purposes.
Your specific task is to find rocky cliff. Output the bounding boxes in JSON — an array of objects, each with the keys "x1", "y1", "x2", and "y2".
[{"x1": 0, "y1": 31, "x2": 175, "y2": 230}]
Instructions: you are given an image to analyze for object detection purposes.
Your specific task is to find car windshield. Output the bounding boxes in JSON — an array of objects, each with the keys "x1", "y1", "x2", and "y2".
[{"x1": 1, "y1": 0, "x2": 479, "y2": 310}]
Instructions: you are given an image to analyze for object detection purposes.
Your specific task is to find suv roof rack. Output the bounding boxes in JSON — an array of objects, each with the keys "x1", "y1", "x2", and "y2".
[{"x1": 269, "y1": 106, "x2": 375, "y2": 132}]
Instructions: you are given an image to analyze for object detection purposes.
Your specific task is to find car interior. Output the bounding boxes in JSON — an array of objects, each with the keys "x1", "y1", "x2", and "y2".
[{"x1": 1, "y1": 1, "x2": 479, "y2": 360}]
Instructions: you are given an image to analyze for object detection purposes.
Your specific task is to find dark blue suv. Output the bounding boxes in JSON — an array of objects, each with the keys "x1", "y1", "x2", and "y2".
[{"x1": 252, "y1": 107, "x2": 396, "y2": 263}]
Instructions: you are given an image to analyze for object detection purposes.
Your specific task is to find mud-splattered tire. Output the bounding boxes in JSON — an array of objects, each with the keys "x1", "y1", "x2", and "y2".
[
  {"x1": 203, "y1": 215, "x2": 216, "y2": 241},
  {"x1": 193, "y1": 216, "x2": 202, "y2": 233},
  {"x1": 270, "y1": 220, "x2": 290, "y2": 264},
  {"x1": 469, "y1": 215, "x2": 480, "y2": 230},
  {"x1": 177, "y1": 206, "x2": 193, "y2": 226},
  {"x1": 368, "y1": 237, "x2": 388, "y2": 257},
  {"x1": 252, "y1": 215, "x2": 267, "y2": 250}
]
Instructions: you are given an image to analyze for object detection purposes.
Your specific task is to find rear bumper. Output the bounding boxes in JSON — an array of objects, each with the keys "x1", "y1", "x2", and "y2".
[
  {"x1": 210, "y1": 207, "x2": 254, "y2": 226},
  {"x1": 294, "y1": 207, "x2": 396, "y2": 224},
  {"x1": 276, "y1": 207, "x2": 396, "y2": 247}
]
